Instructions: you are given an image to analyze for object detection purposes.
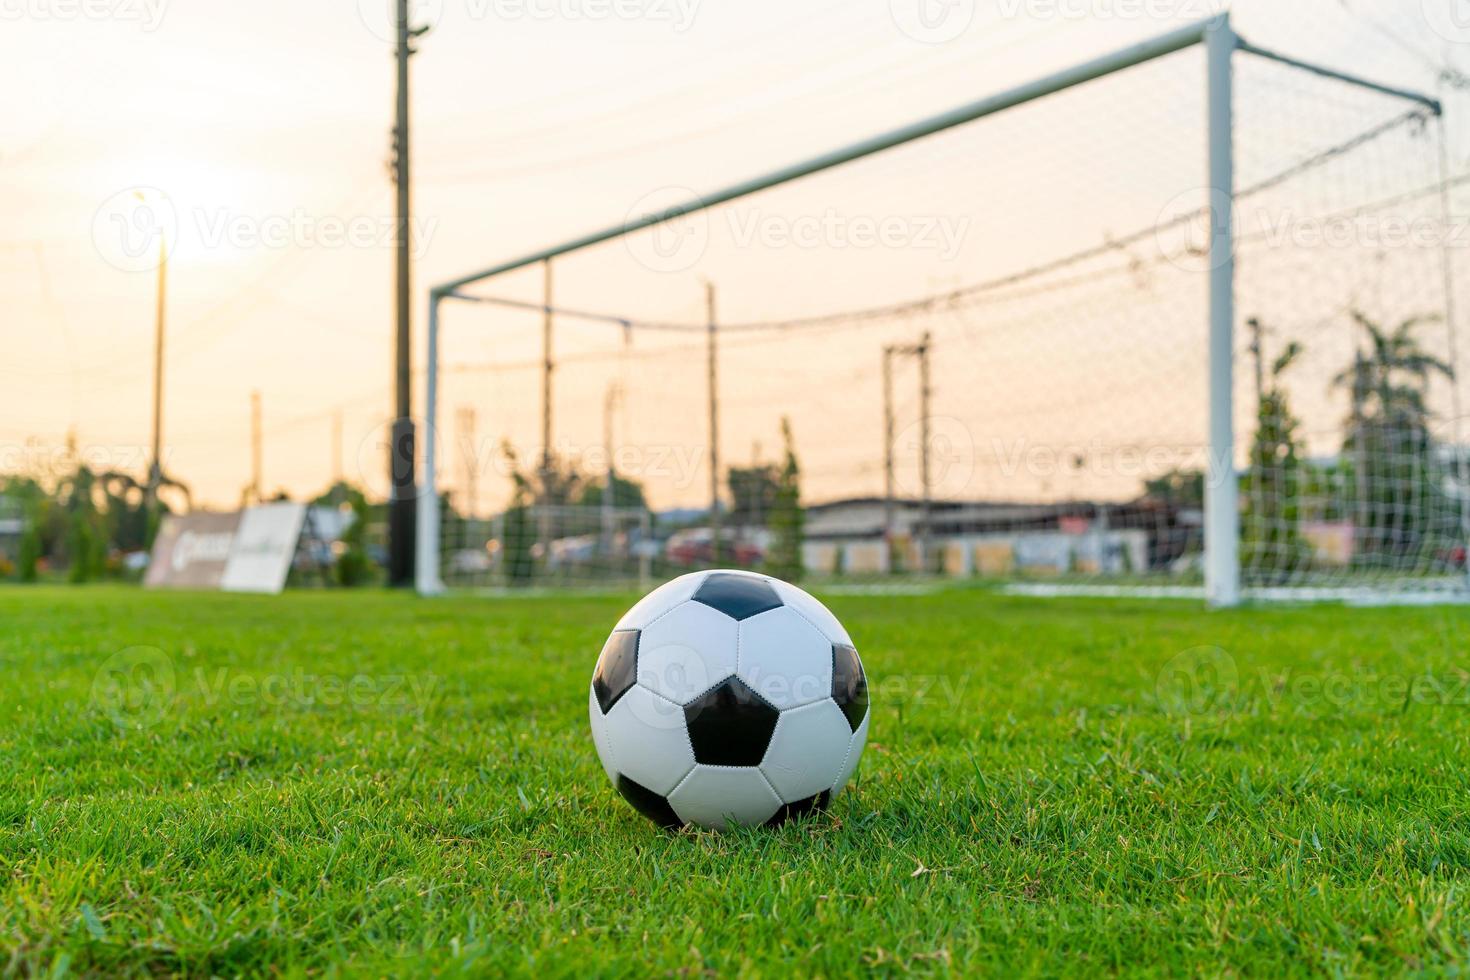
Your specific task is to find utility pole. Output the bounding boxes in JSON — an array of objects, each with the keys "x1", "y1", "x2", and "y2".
[
  {"x1": 147, "y1": 235, "x2": 167, "y2": 510},
  {"x1": 607, "y1": 322, "x2": 632, "y2": 573},
  {"x1": 750, "y1": 440, "x2": 764, "y2": 535},
  {"x1": 882, "y1": 345, "x2": 896, "y2": 566},
  {"x1": 917, "y1": 331, "x2": 933, "y2": 573},
  {"x1": 387, "y1": 0, "x2": 428, "y2": 587},
  {"x1": 248, "y1": 390, "x2": 262, "y2": 505},
  {"x1": 883, "y1": 334, "x2": 933, "y2": 573},
  {"x1": 1248, "y1": 316, "x2": 1269, "y2": 541},
  {"x1": 538, "y1": 259, "x2": 555, "y2": 560},
  {"x1": 457, "y1": 406, "x2": 477, "y2": 522},
  {"x1": 331, "y1": 409, "x2": 343, "y2": 487},
  {"x1": 706, "y1": 282, "x2": 721, "y2": 566},
  {"x1": 1247, "y1": 316, "x2": 1265, "y2": 409},
  {"x1": 603, "y1": 382, "x2": 619, "y2": 561},
  {"x1": 541, "y1": 259, "x2": 555, "y2": 473}
]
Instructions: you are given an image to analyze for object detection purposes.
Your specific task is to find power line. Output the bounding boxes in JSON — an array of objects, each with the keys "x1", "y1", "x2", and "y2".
[
  {"x1": 1342, "y1": 2, "x2": 1470, "y2": 89},
  {"x1": 432, "y1": 163, "x2": 1470, "y2": 392},
  {"x1": 447, "y1": 293, "x2": 700, "y2": 332},
  {"x1": 449, "y1": 107, "x2": 1435, "y2": 341}
]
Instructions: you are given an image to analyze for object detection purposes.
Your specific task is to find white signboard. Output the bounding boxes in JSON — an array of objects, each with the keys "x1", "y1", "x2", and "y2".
[
  {"x1": 220, "y1": 502, "x2": 307, "y2": 594},
  {"x1": 144, "y1": 512, "x2": 242, "y2": 589}
]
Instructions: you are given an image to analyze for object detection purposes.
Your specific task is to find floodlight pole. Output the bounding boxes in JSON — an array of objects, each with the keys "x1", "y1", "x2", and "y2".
[{"x1": 1205, "y1": 15, "x2": 1241, "y2": 608}]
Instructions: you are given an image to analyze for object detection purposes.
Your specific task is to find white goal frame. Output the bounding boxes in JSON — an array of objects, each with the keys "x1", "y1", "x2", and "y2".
[{"x1": 417, "y1": 14, "x2": 1444, "y2": 606}]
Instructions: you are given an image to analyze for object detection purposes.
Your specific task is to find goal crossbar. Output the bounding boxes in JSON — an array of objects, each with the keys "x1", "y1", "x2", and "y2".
[{"x1": 417, "y1": 15, "x2": 1443, "y2": 602}]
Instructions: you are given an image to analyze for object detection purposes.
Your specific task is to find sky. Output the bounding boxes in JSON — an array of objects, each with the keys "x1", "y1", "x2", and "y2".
[{"x1": 3, "y1": 0, "x2": 1468, "y2": 513}]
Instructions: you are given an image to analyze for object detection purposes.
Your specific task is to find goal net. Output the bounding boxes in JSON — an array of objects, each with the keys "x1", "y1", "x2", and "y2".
[{"x1": 425, "y1": 20, "x2": 1469, "y2": 604}]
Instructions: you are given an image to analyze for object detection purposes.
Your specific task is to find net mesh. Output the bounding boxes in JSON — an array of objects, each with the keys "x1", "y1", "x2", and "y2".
[{"x1": 434, "y1": 44, "x2": 1470, "y2": 598}]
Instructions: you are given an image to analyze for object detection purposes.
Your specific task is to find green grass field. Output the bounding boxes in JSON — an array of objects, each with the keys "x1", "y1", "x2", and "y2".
[{"x1": 2, "y1": 586, "x2": 1468, "y2": 976}]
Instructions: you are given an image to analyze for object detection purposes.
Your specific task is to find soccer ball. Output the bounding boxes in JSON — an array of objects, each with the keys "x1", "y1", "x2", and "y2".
[{"x1": 588, "y1": 569, "x2": 869, "y2": 830}]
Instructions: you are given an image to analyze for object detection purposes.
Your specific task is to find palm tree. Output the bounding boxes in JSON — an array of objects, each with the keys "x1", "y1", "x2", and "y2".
[
  {"x1": 1332, "y1": 311, "x2": 1455, "y2": 563},
  {"x1": 1335, "y1": 312, "x2": 1454, "y2": 411}
]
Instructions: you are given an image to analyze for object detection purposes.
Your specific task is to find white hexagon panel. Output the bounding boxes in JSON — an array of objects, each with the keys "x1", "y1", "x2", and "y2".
[
  {"x1": 600, "y1": 686, "x2": 694, "y2": 797},
  {"x1": 759, "y1": 698, "x2": 853, "y2": 803},
  {"x1": 613, "y1": 570, "x2": 709, "y2": 631},
  {"x1": 668, "y1": 765, "x2": 783, "y2": 831},
  {"x1": 587, "y1": 685, "x2": 618, "y2": 784},
  {"x1": 736, "y1": 606, "x2": 833, "y2": 710},
  {"x1": 832, "y1": 712, "x2": 871, "y2": 797},
  {"x1": 636, "y1": 599, "x2": 738, "y2": 705},
  {"x1": 769, "y1": 579, "x2": 853, "y2": 647}
]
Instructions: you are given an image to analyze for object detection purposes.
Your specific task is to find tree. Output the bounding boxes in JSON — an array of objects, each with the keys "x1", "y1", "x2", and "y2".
[
  {"x1": 575, "y1": 473, "x2": 648, "y2": 512},
  {"x1": 499, "y1": 443, "x2": 538, "y2": 585},
  {"x1": 1332, "y1": 311, "x2": 1455, "y2": 565},
  {"x1": 60, "y1": 465, "x2": 107, "y2": 583},
  {"x1": 1144, "y1": 468, "x2": 1204, "y2": 508},
  {"x1": 97, "y1": 471, "x2": 156, "y2": 554},
  {"x1": 727, "y1": 465, "x2": 779, "y2": 529},
  {"x1": 17, "y1": 517, "x2": 42, "y2": 581},
  {"x1": 314, "y1": 482, "x2": 376, "y2": 587},
  {"x1": 510, "y1": 448, "x2": 588, "y2": 545},
  {"x1": 5, "y1": 477, "x2": 49, "y2": 583},
  {"x1": 1242, "y1": 338, "x2": 1310, "y2": 580},
  {"x1": 765, "y1": 418, "x2": 804, "y2": 581},
  {"x1": 1, "y1": 445, "x2": 185, "y2": 582},
  {"x1": 533, "y1": 453, "x2": 588, "y2": 509}
]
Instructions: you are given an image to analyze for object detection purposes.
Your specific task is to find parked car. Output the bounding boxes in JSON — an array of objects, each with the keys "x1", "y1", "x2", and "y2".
[
  {"x1": 449, "y1": 548, "x2": 493, "y2": 574},
  {"x1": 664, "y1": 527, "x2": 765, "y2": 567}
]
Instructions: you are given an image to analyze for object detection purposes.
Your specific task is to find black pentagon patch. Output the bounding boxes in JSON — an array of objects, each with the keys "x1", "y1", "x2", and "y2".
[
  {"x1": 683, "y1": 677, "x2": 779, "y2": 766},
  {"x1": 766, "y1": 790, "x2": 831, "y2": 827},
  {"x1": 615, "y1": 774, "x2": 682, "y2": 829},
  {"x1": 592, "y1": 630, "x2": 639, "y2": 715},
  {"x1": 692, "y1": 572, "x2": 782, "y2": 621},
  {"x1": 832, "y1": 644, "x2": 868, "y2": 732}
]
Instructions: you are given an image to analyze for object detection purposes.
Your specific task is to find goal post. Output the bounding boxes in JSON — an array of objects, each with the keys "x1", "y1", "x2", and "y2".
[
  {"x1": 1205, "y1": 16, "x2": 1238, "y2": 609},
  {"x1": 418, "y1": 15, "x2": 1458, "y2": 606}
]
